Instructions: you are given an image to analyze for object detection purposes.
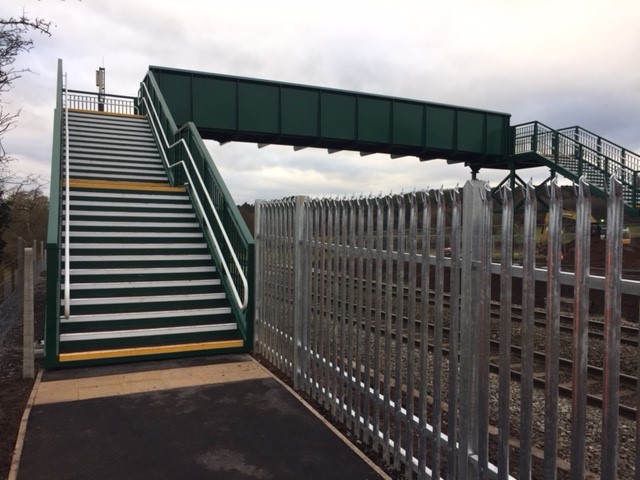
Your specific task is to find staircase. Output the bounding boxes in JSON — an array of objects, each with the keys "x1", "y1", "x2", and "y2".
[
  {"x1": 512, "y1": 122, "x2": 640, "y2": 214},
  {"x1": 59, "y1": 110, "x2": 244, "y2": 363}
]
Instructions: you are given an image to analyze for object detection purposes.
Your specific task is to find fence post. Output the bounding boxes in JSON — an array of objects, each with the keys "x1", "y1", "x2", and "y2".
[
  {"x1": 458, "y1": 179, "x2": 487, "y2": 478},
  {"x1": 15, "y1": 237, "x2": 24, "y2": 293},
  {"x1": 254, "y1": 200, "x2": 263, "y2": 355},
  {"x1": 293, "y1": 196, "x2": 309, "y2": 390},
  {"x1": 600, "y1": 176, "x2": 623, "y2": 479},
  {"x1": 23, "y1": 248, "x2": 34, "y2": 379}
]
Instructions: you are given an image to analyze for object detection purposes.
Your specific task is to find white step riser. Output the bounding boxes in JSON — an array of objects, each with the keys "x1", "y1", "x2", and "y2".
[
  {"x1": 68, "y1": 137, "x2": 157, "y2": 150},
  {"x1": 61, "y1": 307, "x2": 231, "y2": 324},
  {"x1": 64, "y1": 220, "x2": 200, "y2": 228},
  {"x1": 69, "y1": 211, "x2": 195, "y2": 219},
  {"x1": 69, "y1": 169, "x2": 167, "y2": 184},
  {"x1": 60, "y1": 322, "x2": 236, "y2": 342},
  {"x1": 63, "y1": 266, "x2": 216, "y2": 275},
  {"x1": 62, "y1": 292, "x2": 225, "y2": 307},
  {"x1": 68, "y1": 170, "x2": 167, "y2": 181},
  {"x1": 70, "y1": 279, "x2": 220, "y2": 290},
  {"x1": 63, "y1": 254, "x2": 211, "y2": 262},
  {"x1": 66, "y1": 200, "x2": 191, "y2": 210},
  {"x1": 67, "y1": 160, "x2": 165, "y2": 171},
  {"x1": 67, "y1": 172, "x2": 168, "y2": 182},
  {"x1": 67, "y1": 152, "x2": 162, "y2": 164},
  {"x1": 68, "y1": 191, "x2": 189, "y2": 202},
  {"x1": 68, "y1": 243, "x2": 207, "y2": 250},
  {"x1": 64, "y1": 231, "x2": 203, "y2": 239},
  {"x1": 67, "y1": 126, "x2": 155, "y2": 138},
  {"x1": 66, "y1": 148, "x2": 160, "y2": 160}
]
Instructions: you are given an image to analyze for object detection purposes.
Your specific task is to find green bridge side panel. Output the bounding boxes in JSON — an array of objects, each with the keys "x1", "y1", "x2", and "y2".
[{"x1": 149, "y1": 66, "x2": 511, "y2": 164}]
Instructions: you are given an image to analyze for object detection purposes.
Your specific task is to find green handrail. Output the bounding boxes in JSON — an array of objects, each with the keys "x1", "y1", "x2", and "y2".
[
  {"x1": 512, "y1": 121, "x2": 640, "y2": 212},
  {"x1": 140, "y1": 72, "x2": 254, "y2": 346}
]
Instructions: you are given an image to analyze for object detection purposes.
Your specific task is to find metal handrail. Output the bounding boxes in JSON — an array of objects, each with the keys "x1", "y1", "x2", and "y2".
[
  {"x1": 140, "y1": 82, "x2": 248, "y2": 310},
  {"x1": 63, "y1": 74, "x2": 71, "y2": 319},
  {"x1": 513, "y1": 121, "x2": 636, "y2": 174},
  {"x1": 66, "y1": 90, "x2": 138, "y2": 115},
  {"x1": 557, "y1": 125, "x2": 640, "y2": 170}
]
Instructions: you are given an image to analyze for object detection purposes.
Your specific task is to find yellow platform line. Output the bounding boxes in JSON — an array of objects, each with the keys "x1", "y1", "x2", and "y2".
[
  {"x1": 66, "y1": 178, "x2": 186, "y2": 192},
  {"x1": 67, "y1": 108, "x2": 145, "y2": 119},
  {"x1": 59, "y1": 339, "x2": 245, "y2": 363}
]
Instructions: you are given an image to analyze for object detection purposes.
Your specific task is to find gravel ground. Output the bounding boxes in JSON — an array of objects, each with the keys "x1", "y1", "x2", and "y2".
[{"x1": 0, "y1": 276, "x2": 44, "y2": 480}]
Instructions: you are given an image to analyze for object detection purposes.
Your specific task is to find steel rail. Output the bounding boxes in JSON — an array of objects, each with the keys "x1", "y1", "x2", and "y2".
[{"x1": 139, "y1": 85, "x2": 248, "y2": 310}]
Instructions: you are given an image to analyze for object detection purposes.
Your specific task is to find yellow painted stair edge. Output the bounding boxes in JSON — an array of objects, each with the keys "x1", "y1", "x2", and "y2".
[
  {"x1": 65, "y1": 178, "x2": 186, "y2": 192},
  {"x1": 59, "y1": 339, "x2": 245, "y2": 362}
]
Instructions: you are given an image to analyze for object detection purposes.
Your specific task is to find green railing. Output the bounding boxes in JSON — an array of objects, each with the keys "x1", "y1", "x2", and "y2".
[
  {"x1": 44, "y1": 59, "x2": 64, "y2": 367},
  {"x1": 512, "y1": 121, "x2": 640, "y2": 211},
  {"x1": 140, "y1": 71, "x2": 255, "y2": 346},
  {"x1": 558, "y1": 125, "x2": 640, "y2": 173}
]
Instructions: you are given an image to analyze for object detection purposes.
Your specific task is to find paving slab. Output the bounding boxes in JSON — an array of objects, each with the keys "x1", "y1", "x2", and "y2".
[{"x1": 13, "y1": 354, "x2": 387, "y2": 480}]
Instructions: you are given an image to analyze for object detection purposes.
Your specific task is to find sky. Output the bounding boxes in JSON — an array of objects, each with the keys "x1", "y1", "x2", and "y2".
[{"x1": 2, "y1": 0, "x2": 640, "y2": 203}]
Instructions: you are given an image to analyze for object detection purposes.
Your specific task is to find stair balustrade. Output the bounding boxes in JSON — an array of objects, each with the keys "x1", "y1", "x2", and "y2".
[
  {"x1": 512, "y1": 121, "x2": 640, "y2": 211},
  {"x1": 139, "y1": 82, "x2": 249, "y2": 311}
]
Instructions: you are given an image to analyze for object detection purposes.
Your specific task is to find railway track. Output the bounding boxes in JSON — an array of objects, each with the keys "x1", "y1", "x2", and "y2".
[
  {"x1": 312, "y1": 280, "x2": 639, "y2": 420},
  {"x1": 369, "y1": 303, "x2": 638, "y2": 420}
]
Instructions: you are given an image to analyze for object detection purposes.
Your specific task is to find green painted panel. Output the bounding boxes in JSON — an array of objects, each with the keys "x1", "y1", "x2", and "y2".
[
  {"x1": 282, "y1": 87, "x2": 318, "y2": 137},
  {"x1": 393, "y1": 101, "x2": 424, "y2": 147},
  {"x1": 358, "y1": 96, "x2": 390, "y2": 143},
  {"x1": 426, "y1": 105, "x2": 455, "y2": 150},
  {"x1": 457, "y1": 110, "x2": 484, "y2": 153},
  {"x1": 158, "y1": 72, "x2": 192, "y2": 127},
  {"x1": 486, "y1": 114, "x2": 505, "y2": 155},
  {"x1": 193, "y1": 76, "x2": 237, "y2": 130},
  {"x1": 321, "y1": 92, "x2": 356, "y2": 140},
  {"x1": 148, "y1": 66, "x2": 512, "y2": 161},
  {"x1": 238, "y1": 82, "x2": 279, "y2": 134}
]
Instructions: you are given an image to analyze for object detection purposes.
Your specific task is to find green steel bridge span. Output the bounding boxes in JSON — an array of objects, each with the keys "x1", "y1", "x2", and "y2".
[
  {"x1": 46, "y1": 61, "x2": 639, "y2": 367},
  {"x1": 148, "y1": 65, "x2": 640, "y2": 214}
]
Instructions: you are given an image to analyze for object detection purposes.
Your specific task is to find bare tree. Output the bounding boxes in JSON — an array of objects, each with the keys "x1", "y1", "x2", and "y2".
[
  {"x1": 0, "y1": 12, "x2": 52, "y2": 263},
  {"x1": 0, "y1": 12, "x2": 52, "y2": 163}
]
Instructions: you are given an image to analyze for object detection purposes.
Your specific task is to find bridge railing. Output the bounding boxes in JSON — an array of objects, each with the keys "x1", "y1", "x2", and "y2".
[
  {"x1": 513, "y1": 121, "x2": 640, "y2": 207},
  {"x1": 67, "y1": 90, "x2": 138, "y2": 115},
  {"x1": 558, "y1": 125, "x2": 640, "y2": 173},
  {"x1": 254, "y1": 178, "x2": 636, "y2": 479}
]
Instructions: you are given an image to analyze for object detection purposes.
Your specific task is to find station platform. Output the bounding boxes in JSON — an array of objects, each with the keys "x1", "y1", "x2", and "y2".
[{"x1": 10, "y1": 354, "x2": 388, "y2": 480}]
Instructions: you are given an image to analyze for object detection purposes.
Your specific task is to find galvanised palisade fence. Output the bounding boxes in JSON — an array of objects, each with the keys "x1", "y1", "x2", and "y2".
[{"x1": 254, "y1": 177, "x2": 638, "y2": 479}]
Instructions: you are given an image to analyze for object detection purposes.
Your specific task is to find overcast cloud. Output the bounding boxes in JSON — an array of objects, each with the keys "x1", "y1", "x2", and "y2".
[{"x1": 2, "y1": 0, "x2": 639, "y2": 203}]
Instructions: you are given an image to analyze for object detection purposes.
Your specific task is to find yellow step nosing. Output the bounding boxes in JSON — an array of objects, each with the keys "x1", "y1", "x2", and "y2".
[
  {"x1": 66, "y1": 108, "x2": 145, "y2": 119},
  {"x1": 58, "y1": 339, "x2": 244, "y2": 362},
  {"x1": 65, "y1": 178, "x2": 186, "y2": 193}
]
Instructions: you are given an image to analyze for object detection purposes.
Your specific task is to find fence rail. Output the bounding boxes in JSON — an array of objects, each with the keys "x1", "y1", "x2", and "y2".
[{"x1": 254, "y1": 178, "x2": 637, "y2": 479}]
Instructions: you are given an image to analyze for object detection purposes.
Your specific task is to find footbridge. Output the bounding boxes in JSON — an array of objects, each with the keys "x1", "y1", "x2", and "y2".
[{"x1": 45, "y1": 60, "x2": 640, "y2": 367}]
